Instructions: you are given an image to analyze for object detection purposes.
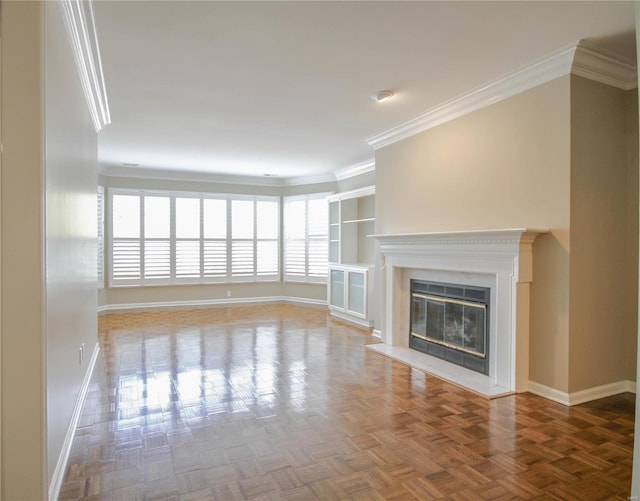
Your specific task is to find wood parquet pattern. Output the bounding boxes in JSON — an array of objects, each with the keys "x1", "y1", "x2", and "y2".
[{"x1": 60, "y1": 304, "x2": 635, "y2": 500}]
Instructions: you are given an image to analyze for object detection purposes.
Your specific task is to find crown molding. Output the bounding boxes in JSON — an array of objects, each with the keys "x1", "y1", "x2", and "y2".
[
  {"x1": 365, "y1": 41, "x2": 638, "y2": 151},
  {"x1": 334, "y1": 159, "x2": 375, "y2": 181},
  {"x1": 365, "y1": 44, "x2": 578, "y2": 150},
  {"x1": 281, "y1": 172, "x2": 337, "y2": 187},
  {"x1": 98, "y1": 163, "x2": 336, "y2": 187},
  {"x1": 572, "y1": 45, "x2": 638, "y2": 91},
  {"x1": 59, "y1": 0, "x2": 111, "y2": 132}
]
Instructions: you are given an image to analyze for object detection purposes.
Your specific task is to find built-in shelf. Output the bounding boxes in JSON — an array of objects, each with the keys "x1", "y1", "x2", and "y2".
[
  {"x1": 327, "y1": 185, "x2": 376, "y2": 327},
  {"x1": 343, "y1": 217, "x2": 375, "y2": 224}
]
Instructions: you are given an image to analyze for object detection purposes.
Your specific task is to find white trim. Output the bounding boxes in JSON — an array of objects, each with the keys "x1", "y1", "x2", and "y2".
[
  {"x1": 527, "y1": 381, "x2": 571, "y2": 406},
  {"x1": 374, "y1": 229, "x2": 546, "y2": 394},
  {"x1": 329, "y1": 309, "x2": 374, "y2": 328},
  {"x1": 326, "y1": 185, "x2": 375, "y2": 203},
  {"x1": 285, "y1": 173, "x2": 338, "y2": 187},
  {"x1": 59, "y1": 0, "x2": 110, "y2": 132},
  {"x1": 334, "y1": 160, "x2": 375, "y2": 181},
  {"x1": 98, "y1": 164, "x2": 336, "y2": 188},
  {"x1": 573, "y1": 45, "x2": 638, "y2": 91},
  {"x1": 371, "y1": 329, "x2": 382, "y2": 339},
  {"x1": 98, "y1": 295, "x2": 327, "y2": 313},
  {"x1": 48, "y1": 343, "x2": 100, "y2": 501},
  {"x1": 528, "y1": 380, "x2": 636, "y2": 407},
  {"x1": 367, "y1": 344, "x2": 513, "y2": 398},
  {"x1": 365, "y1": 42, "x2": 637, "y2": 151},
  {"x1": 365, "y1": 44, "x2": 577, "y2": 150}
]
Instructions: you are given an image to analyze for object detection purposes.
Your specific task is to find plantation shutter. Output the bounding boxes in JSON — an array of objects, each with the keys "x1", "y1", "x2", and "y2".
[
  {"x1": 284, "y1": 194, "x2": 329, "y2": 282},
  {"x1": 284, "y1": 199, "x2": 306, "y2": 278},
  {"x1": 203, "y1": 198, "x2": 227, "y2": 278},
  {"x1": 256, "y1": 200, "x2": 279, "y2": 277},
  {"x1": 112, "y1": 194, "x2": 141, "y2": 281},
  {"x1": 109, "y1": 189, "x2": 279, "y2": 285},
  {"x1": 231, "y1": 200, "x2": 255, "y2": 277},
  {"x1": 143, "y1": 196, "x2": 171, "y2": 279},
  {"x1": 175, "y1": 197, "x2": 201, "y2": 278},
  {"x1": 308, "y1": 198, "x2": 328, "y2": 277}
]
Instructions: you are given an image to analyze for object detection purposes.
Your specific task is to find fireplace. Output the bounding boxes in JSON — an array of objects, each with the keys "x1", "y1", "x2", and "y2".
[
  {"x1": 410, "y1": 280, "x2": 490, "y2": 375},
  {"x1": 369, "y1": 229, "x2": 545, "y2": 397}
]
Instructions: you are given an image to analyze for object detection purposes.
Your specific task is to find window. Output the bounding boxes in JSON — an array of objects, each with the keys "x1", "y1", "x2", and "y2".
[
  {"x1": 109, "y1": 189, "x2": 279, "y2": 286},
  {"x1": 97, "y1": 186, "x2": 105, "y2": 286},
  {"x1": 283, "y1": 193, "x2": 329, "y2": 283}
]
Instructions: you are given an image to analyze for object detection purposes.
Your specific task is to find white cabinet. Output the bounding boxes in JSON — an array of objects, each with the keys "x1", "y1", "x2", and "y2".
[
  {"x1": 329, "y1": 268, "x2": 345, "y2": 309},
  {"x1": 328, "y1": 264, "x2": 374, "y2": 328},
  {"x1": 326, "y1": 185, "x2": 375, "y2": 328}
]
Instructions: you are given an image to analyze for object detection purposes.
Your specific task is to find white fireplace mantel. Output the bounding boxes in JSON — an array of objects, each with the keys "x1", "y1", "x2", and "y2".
[{"x1": 369, "y1": 228, "x2": 547, "y2": 397}]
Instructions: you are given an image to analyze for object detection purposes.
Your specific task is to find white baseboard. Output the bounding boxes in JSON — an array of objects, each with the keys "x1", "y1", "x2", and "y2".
[
  {"x1": 329, "y1": 309, "x2": 374, "y2": 329},
  {"x1": 49, "y1": 342, "x2": 100, "y2": 501},
  {"x1": 99, "y1": 296, "x2": 327, "y2": 313},
  {"x1": 528, "y1": 379, "x2": 636, "y2": 406}
]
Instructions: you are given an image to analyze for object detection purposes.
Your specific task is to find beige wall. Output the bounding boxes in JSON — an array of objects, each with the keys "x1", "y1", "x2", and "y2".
[
  {"x1": 375, "y1": 76, "x2": 573, "y2": 391},
  {"x1": 104, "y1": 281, "x2": 327, "y2": 308},
  {"x1": 1, "y1": 3, "x2": 47, "y2": 498},
  {"x1": 45, "y1": 1, "x2": 99, "y2": 485},
  {"x1": 631, "y1": 4, "x2": 640, "y2": 497},
  {"x1": 627, "y1": 88, "x2": 639, "y2": 388},
  {"x1": 569, "y1": 76, "x2": 639, "y2": 392}
]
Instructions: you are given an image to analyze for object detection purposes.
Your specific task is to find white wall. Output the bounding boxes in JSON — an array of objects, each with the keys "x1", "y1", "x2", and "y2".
[
  {"x1": 45, "y1": 1, "x2": 99, "y2": 487},
  {"x1": 0, "y1": 3, "x2": 100, "y2": 498}
]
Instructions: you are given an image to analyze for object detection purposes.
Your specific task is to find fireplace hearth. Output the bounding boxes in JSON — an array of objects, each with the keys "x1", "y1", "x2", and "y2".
[{"x1": 410, "y1": 280, "x2": 490, "y2": 375}]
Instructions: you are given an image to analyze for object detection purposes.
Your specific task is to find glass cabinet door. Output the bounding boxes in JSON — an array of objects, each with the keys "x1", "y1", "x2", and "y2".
[
  {"x1": 347, "y1": 270, "x2": 365, "y2": 315},
  {"x1": 330, "y1": 269, "x2": 345, "y2": 309}
]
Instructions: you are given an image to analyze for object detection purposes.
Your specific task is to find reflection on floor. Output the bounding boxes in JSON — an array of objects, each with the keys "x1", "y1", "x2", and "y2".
[{"x1": 60, "y1": 304, "x2": 634, "y2": 500}]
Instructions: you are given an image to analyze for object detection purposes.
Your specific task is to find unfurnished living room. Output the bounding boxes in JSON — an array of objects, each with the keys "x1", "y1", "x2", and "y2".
[{"x1": 1, "y1": 1, "x2": 640, "y2": 500}]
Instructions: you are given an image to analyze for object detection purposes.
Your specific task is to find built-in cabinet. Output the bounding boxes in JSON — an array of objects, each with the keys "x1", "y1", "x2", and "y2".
[{"x1": 327, "y1": 186, "x2": 375, "y2": 328}]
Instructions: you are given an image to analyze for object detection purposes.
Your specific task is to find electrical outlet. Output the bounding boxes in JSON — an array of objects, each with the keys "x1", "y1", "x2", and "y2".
[{"x1": 226, "y1": 290, "x2": 231, "y2": 298}]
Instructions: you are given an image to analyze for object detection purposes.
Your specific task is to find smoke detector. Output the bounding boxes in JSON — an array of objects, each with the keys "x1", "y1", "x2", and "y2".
[{"x1": 371, "y1": 90, "x2": 394, "y2": 103}]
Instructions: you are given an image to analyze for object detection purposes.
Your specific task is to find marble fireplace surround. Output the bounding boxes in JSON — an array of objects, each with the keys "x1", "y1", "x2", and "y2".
[{"x1": 369, "y1": 229, "x2": 546, "y2": 398}]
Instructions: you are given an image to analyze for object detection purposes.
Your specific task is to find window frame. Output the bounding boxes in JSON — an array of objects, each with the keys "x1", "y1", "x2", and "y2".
[
  {"x1": 107, "y1": 188, "x2": 280, "y2": 287},
  {"x1": 97, "y1": 185, "x2": 105, "y2": 288}
]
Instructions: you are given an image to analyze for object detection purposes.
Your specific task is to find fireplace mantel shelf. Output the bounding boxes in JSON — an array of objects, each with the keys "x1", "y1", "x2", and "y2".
[{"x1": 371, "y1": 228, "x2": 548, "y2": 246}]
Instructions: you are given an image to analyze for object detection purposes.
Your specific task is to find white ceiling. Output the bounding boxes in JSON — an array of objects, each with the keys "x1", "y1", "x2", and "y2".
[{"x1": 94, "y1": 1, "x2": 636, "y2": 182}]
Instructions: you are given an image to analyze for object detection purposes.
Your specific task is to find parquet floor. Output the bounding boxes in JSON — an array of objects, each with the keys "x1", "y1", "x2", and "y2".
[{"x1": 60, "y1": 304, "x2": 635, "y2": 500}]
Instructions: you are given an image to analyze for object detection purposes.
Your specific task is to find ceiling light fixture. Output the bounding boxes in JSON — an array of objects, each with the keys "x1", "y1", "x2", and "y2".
[{"x1": 371, "y1": 90, "x2": 394, "y2": 103}]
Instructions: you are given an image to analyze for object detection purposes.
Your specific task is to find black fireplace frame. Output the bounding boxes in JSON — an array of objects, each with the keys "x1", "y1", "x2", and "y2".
[{"x1": 409, "y1": 279, "x2": 490, "y2": 375}]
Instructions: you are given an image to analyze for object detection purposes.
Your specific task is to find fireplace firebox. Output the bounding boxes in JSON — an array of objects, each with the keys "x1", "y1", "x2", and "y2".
[{"x1": 410, "y1": 280, "x2": 490, "y2": 375}]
